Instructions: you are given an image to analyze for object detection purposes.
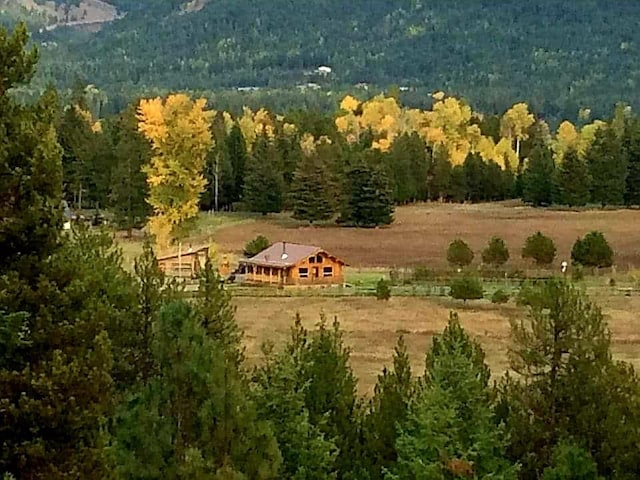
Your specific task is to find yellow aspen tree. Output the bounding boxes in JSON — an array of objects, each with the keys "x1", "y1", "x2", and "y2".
[
  {"x1": 578, "y1": 120, "x2": 606, "y2": 157},
  {"x1": 138, "y1": 94, "x2": 214, "y2": 249},
  {"x1": 552, "y1": 120, "x2": 579, "y2": 164},
  {"x1": 500, "y1": 102, "x2": 535, "y2": 159},
  {"x1": 421, "y1": 96, "x2": 474, "y2": 165}
]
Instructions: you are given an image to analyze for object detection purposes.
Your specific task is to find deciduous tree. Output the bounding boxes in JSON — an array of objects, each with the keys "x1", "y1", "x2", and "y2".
[{"x1": 137, "y1": 94, "x2": 214, "y2": 248}]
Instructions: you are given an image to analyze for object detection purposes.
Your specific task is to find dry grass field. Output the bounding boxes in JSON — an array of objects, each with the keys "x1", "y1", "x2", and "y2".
[
  {"x1": 234, "y1": 293, "x2": 640, "y2": 394},
  {"x1": 114, "y1": 203, "x2": 640, "y2": 393},
  {"x1": 214, "y1": 203, "x2": 640, "y2": 269}
]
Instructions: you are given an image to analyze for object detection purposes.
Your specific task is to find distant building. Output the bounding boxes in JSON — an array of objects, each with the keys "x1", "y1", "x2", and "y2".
[
  {"x1": 157, "y1": 246, "x2": 210, "y2": 279},
  {"x1": 315, "y1": 65, "x2": 333, "y2": 76},
  {"x1": 237, "y1": 242, "x2": 346, "y2": 286}
]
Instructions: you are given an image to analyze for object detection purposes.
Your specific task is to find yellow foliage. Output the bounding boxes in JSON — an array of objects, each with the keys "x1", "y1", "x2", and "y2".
[
  {"x1": 283, "y1": 122, "x2": 298, "y2": 136},
  {"x1": 432, "y1": 91, "x2": 446, "y2": 101},
  {"x1": 91, "y1": 121, "x2": 103, "y2": 134},
  {"x1": 300, "y1": 133, "x2": 317, "y2": 156},
  {"x1": 138, "y1": 93, "x2": 214, "y2": 249},
  {"x1": 553, "y1": 120, "x2": 579, "y2": 163},
  {"x1": 493, "y1": 138, "x2": 518, "y2": 169},
  {"x1": 340, "y1": 95, "x2": 360, "y2": 113},
  {"x1": 372, "y1": 138, "x2": 392, "y2": 152},
  {"x1": 578, "y1": 120, "x2": 606, "y2": 157},
  {"x1": 501, "y1": 103, "x2": 535, "y2": 142}
]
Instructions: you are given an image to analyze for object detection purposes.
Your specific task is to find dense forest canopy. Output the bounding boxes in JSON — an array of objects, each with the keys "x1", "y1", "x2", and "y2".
[{"x1": 3, "y1": 0, "x2": 640, "y2": 121}]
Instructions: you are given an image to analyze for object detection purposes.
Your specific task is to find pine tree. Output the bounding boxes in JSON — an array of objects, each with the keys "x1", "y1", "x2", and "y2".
[
  {"x1": 463, "y1": 152, "x2": 488, "y2": 202},
  {"x1": 0, "y1": 227, "x2": 146, "y2": 478},
  {"x1": 341, "y1": 157, "x2": 394, "y2": 227},
  {"x1": 0, "y1": 26, "x2": 61, "y2": 279},
  {"x1": 586, "y1": 126, "x2": 626, "y2": 206},
  {"x1": 109, "y1": 105, "x2": 151, "y2": 234},
  {"x1": 243, "y1": 135, "x2": 284, "y2": 214},
  {"x1": 362, "y1": 336, "x2": 415, "y2": 479},
  {"x1": 254, "y1": 335, "x2": 338, "y2": 479},
  {"x1": 623, "y1": 118, "x2": 640, "y2": 205},
  {"x1": 522, "y1": 143, "x2": 555, "y2": 206},
  {"x1": 502, "y1": 280, "x2": 640, "y2": 478},
  {"x1": 289, "y1": 151, "x2": 336, "y2": 223},
  {"x1": 391, "y1": 314, "x2": 517, "y2": 479},
  {"x1": 427, "y1": 149, "x2": 452, "y2": 201},
  {"x1": 554, "y1": 149, "x2": 591, "y2": 207},
  {"x1": 194, "y1": 259, "x2": 244, "y2": 369},
  {"x1": 297, "y1": 316, "x2": 361, "y2": 479},
  {"x1": 226, "y1": 124, "x2": 248, "y2": 204},
  {"x1": 387, "y1": 133, "x2": 428, "y2": 203},
  {"x1": 115, "y1": 301, "x2": 282, "y2": 479}
]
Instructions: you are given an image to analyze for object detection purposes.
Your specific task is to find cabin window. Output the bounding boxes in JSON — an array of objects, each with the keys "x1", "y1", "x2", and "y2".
[
  {"x1": 316, "y1": 255, "x2": 323, "y2": 263},
  {"x1": 323, "y1": 266, "x2": 333, "y2": 277},
  {"x1": 257, "y1": 266, "x2": 263, "y2": 275},
  {"x1": 309, "y1": 256, "x2": 316, "y2": 264},
  {"x1": 299, "y1": 267, "x2": 309, "y2": 278},
  {"x1": 264, "y1": 267, "x2": 271, "y2": 276}
]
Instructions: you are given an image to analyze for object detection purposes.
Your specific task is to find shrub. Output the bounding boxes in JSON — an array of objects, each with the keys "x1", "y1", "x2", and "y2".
[
  {"x1": 491, "y1": 289, "x2": 510, "y2": 304},
  {"x1": 449, "y1": 276, "x2": 484, "y2": 303},
  {"x1": 376, "y1": 278, "x2": 392, "y2": 301},
  {"x1": 413, "y1": 265, "x2": 434, "y2": 282},
  {"x1": 571, "y1": 264, "x2": 584, "y2": 281},
  {"x1": 447, "y1": 239, "x2": 474, "y2": 268},
  {"x1": 571, "y1": 231, "x2": 614, "y2": 268},
  {"x1": 244, "y1": 235, "x2": 270, "y2": 257},
  {"x1": 522, "y1": 232, "x2": 557, "y2": 266},
  {"x1": 482, "y1": 237, "x2": 510, "y2": 267}
]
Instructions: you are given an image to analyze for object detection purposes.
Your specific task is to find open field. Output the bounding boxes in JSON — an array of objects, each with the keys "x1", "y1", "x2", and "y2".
[
  {"x1": 234, "y1": 293, "x2": 640, "y2": 394},
  {"x1": 214, "y1": 203, "x2": 640, "y2": 269}
]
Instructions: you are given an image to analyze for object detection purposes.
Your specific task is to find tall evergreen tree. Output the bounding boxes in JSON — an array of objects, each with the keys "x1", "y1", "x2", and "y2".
[
  {"x1": 243, "y1": 135, "x2": 284, "y2": 214},
  {"x1": 586, "y1": 126, "x2": 626, "y2": 206},
  {"x1": 254, "y1": 327, "x2": 338, "y2": 479},
  {"x1": 115, "y1": 301, "x2": 282, "y2": 479},
  {"x1": 463, "y1": 152, "x2": 488, "y2": 202},
  {"x1": 387, "y1": 133, "x2": 428, "y2": 203},
  {"x1": 109, "y1": 104, "x2": 151, "y2": 234},
  {"x1": 362, "y1": 336, "x2": 415, "y2": 479},
  {"x1": 296, "y1": 316, "x2": 361, "y2": 479},
  {"x1": 391, "y1": 314, "x2": 517, "y2": 479},
  {"x1": 0, "y1": 24, "x2": 61, "y2": 279},
  {"x1": 502, "y1": 280, "x2": 640, "y2": 479},
  {"x1": 554, "y1": 149, "x2": 591, "y2": 207},
  {"x1": 341, "y1": 157, "x2": 394, "y2": 227},
  {"x1": 623, "y1": 118, "x2": 640, "y2": 205},
  {"x1": 427, "y1": 149, "x2": 452, "y2": 201},
  {"x1": 522, "y1": 143, "x2": 555, "y2": 206},
  {"x1": 289, "y1": 151, "x2": 336, "y2": 223},
  {"x1": 225, "y1": 124, "x2": 248, "y2": 205}
]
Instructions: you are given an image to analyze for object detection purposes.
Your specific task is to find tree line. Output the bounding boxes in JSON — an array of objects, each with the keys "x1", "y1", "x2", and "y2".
[
  {"x1": 3, "y1": 23, "x2": 640, "y2": 479},
  {"x1": 56, "y1": 80, "x2": 640, "y2": 250}
]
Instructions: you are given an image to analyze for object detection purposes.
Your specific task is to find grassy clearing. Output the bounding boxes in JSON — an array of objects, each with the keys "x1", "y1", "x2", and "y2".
[
  {"x1": 233, "y1": 293, "x2": 640, "y2": 394},
  {"x1": 213, "y1": 202, "x2": 640, "y2": 269}
]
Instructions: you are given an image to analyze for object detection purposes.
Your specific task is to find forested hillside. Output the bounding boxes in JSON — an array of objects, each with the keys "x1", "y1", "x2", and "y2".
[{"x1": 5, "y1": 0, "x2": 639, "y2": 121}]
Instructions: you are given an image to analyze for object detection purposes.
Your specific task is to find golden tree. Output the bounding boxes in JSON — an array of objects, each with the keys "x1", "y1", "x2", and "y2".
[
  {"x1": 138, "y1": 94, "x2": 214, "y2": 249},
  {"x1": 500, "y1": 102, "x2": 535, "y2": 158}
]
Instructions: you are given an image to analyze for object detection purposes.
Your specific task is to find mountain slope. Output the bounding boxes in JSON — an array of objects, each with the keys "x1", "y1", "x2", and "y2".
[{"x1": 9, "y1": 1, "x2": 640, "y2": 119}]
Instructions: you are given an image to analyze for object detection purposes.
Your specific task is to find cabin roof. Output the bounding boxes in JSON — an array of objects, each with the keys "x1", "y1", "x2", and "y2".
[
  {"x1": 157, "y1": 246, "x2": 209, "y2": 262},
  {"x1": 241, "y1": 242, "x2": 344, "y2": 268}
]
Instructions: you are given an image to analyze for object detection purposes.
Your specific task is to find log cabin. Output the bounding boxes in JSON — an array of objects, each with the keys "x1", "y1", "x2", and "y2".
[
  {"x1": 237, "y1": 242, "x2": 346, "y2": 286},
  {"x1": 157, "y1": 246, "x2": 209, "y2": 279}
]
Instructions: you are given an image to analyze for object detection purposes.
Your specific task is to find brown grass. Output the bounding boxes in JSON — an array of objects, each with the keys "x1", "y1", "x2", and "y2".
[
  {"x1": 214, "y1": 203, "x2": 640, "y2": 269},
  {"x1": 233, "y1": 295, "x2": 640, "y2": 394}
]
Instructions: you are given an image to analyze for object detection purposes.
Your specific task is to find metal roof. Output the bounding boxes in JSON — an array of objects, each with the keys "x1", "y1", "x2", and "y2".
[{"x1": 242, "y1": 242, "x2": 343, "y2": 268}]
